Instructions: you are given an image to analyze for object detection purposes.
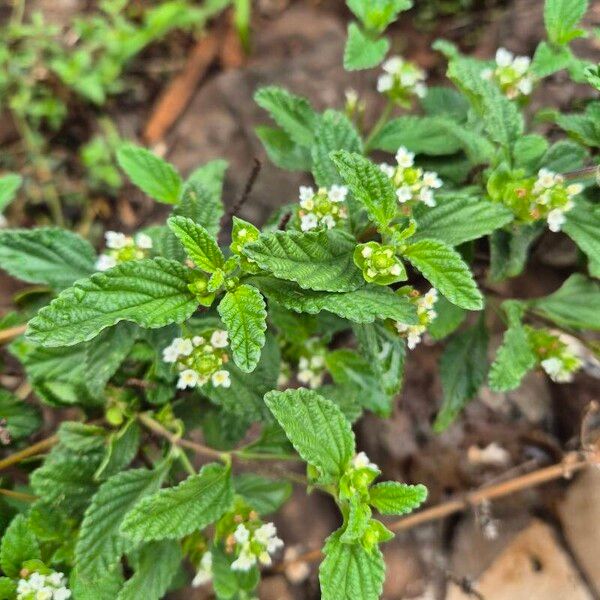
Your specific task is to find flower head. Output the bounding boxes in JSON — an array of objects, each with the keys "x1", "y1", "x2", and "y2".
[
  {"x1": 229, "y1": 521, "x2": 284, "y2": 572},
  {"x1": 395, "y1": 288, "x2": 438, "y2": 349},
  {"x1": 482, "y1": 47, "x2": 535, "y2": 100},
  {"x1": 96, "y1": 229, "x2": 152, "y2": 271},
  {"x1": 192, "y1": 551, "x2": 213, "y2": 587},
  {"x1": 378, "y1": 56, "x2": 427, "y2": 107},
  {"x1": 17, "y1": 570, "x2": 71, "y2": 600},
  {"x1": 296, "y1": 185, "x2": 348, "y2": 232},
  {"x1": 354, "y1": 241, "x2": 405, "y2": 285}
]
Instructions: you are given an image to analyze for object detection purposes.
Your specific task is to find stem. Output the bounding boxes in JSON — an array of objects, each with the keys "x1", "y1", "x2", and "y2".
[
  {"x1": 364, "y1": 101, "x2": 394, "y2": 152},
  {"x1": 0, "y1": 488, "x2": 37, "y2": 503},
  {"x1": 0, "y1": 324, "x2": 27, "y2": 346},
  {"x1": 177, "y1": 448, "x2": 197, "y2": 476},
  {"x1": 563, "y1": 165, "x2": 598, "y2": 181},
  {"x1": 0, "y1": 435, "x2": 58, "y2": 472}
]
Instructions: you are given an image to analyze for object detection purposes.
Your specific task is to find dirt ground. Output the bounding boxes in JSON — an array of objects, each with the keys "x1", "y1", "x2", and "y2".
[{"x1": 2, "y1": 1, "x2": 600, "y2": 598}]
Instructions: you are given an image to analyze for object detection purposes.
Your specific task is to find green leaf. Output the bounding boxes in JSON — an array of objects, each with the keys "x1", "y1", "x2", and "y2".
[
  {"x1": 27, "y1": 258, "x2": 197, "y2": 347},
  {"x1": 343, "y1": 24, "x2": 389, "y2": 71},
  {"x1": 542, "y1": 141, "x2": 586, "y2": 172},
  {"x1": 513, "y1": 134, "x2": 549, "y2": 171},
  {"x1": 319, "y1": 532, "x2": 385, "y2": 600},
  {"x1": 264, "y1": 388, "x2": 355, "y2": 481},
  {"x1": 532, "y1": 41, "x2": 573, "y2": 77},
  {"x1": 489, "y1": 322, "x2": 537, "y2": 391},
  {"x1": 116, "y1": 541, "x2": 181, "y2": 600},
  {"x1": 347, "y1": 0, "x2": 412, "y2": 32},
  {"x1": 421, "y1": 87, "x2": 469, "y2": 120},
  {"x1": 0, "y1": 228, "x2": 96, "y2": 290},
  {"x1": 0, "y1": 389, "x2": 41, "y2": 441},
  {"x1": 0, "y1": 174, "x2": 22, "y2": 213},
  {"x1": 234, "y1": 474, "x2": 292, "y2": 515},
  {"x1": 555, "y1": 104, "x2": 600, "y2": 148},
  {"x1": 71, "y1": 566, "x2": 125, "y2": 600},
  {"x1": 369, "y1": 481, "x2": 427, "y2": 515},
  {"x1": 117, "y1": 144, "x2": 182, "y2": 204},
  {"x1": 544, "y1": 0, "x2": 588, "y2": 45},
  {"x1": 563, "y1": 199, "x2": 600, "y2": 274},
  {"x1": 255, "y1": 126, "x2": 312, "y2": 172},
  {"x1": 489, "y1": 224, "x2": 543, "y2": 282},
  {"x1": 529, "y1": 274, "x2": 600, "y2": 330},
  {"x1": 311, "y1": 110, "x2": 363, "y2": 187},
  {"x1": 0, "y1": 577, "x2": 17, "y2": 599},
  {"x1": 177, "y1": 160, "x2": 227, "y2": 238},
  {"x1": 0, "y1": 515, "x2": 41, "y2": 578},
  {"x1": 428, "y1": 295, "x2": 466, "y2": 340},
  {"x1": 95, "y1": 420, "x2": 142, "y2": 479},
  {"x1": 413, "y1": 196, "x2": 513, "y2": 246},
  {"x1": 244, "y1": 230, "x2": 363, "y2": 292},
  {"x1": 254, "y1": 86, "x2": 317, "y2": 147},
  {"x1": 167, "y1": 216, "x2": 224, "y2": 272},
  {"x1": 331, "y1": 151, "x2": 397, "y2": 229},
  {"x1": 340, "y1": 498, "x2": 371, "y2": 543},
  {"x1": 76, "y1": 466, "x2": 168, "y2": 578},
  {"x1": 218, "y1": 284, "x2": 267, "y2": 372},
  {"x1": 434, "y1": 317, "x2": 488, "y2": 431},
  {"x1": 253, "y1": 277, "x2": 418, "y2": 324},
  {"x1": 121, "y1": 463, "x2": 233, "y2": 542},
  {"x1": 404, "y1": 239, "x2": 483, "y2": 310}
]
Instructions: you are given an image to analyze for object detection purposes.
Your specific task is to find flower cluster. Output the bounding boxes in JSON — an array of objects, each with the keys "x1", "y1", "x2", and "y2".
[
  {"x1": 503, "y1": 169, "x2": 582, "y2": 232},
  {"x1": 192, "y1": 551, "x2": 213, "y2": 587},
  {"x1": 481, "y1": 48, "x2": 535, "y2": 100},
  {"x1": 380, "y1": 147, "x2": 443, "y2": 209},
  {"x1": 296, "y1": 339, "x2": 327, "y2": 388},
  {"x1": 395, "y1": 288, "x2": 438, "y2": 349},
  {"x1": 228, "y1": 521, "x2": 284, "y2": 571},
  {"x1": 17, "y1": 571, "x2": 71, "y2": 600},
  {"x1": 95, "y1": 230, "x2": 152, "y2": 271},
  {"x1": 528, "y1": 328, "x2": 582, "y2": 383},
  {"x1": 339, "y1": 452, "x2": 380, "y2": 500},
  {"x1": 297, "y1": 185, "x2": 348, "y2": 232},
  {"x1": 162, "y1": 330, "x2": 231, "y2": 390},
  {"x1": 377, "y1": 56, "x2": 427, "y2": 106},
  {"x1": 354, "y1": 241, "x2": 405, "y2": 285}
]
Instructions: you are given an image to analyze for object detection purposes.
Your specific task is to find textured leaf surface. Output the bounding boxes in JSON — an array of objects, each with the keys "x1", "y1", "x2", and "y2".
[
  {"x1": 76, "y1": 467, "x2": 167, "y2": 578},
  {"x1": 563, "y1": 200, "x2": 600, "y2": 275},
  {"x1": 489, "y1": 323, "x2": 537, "y2": 391},
  {"x1": 0, "y1": 515, "x2": 40, "y2": 578},
  {"x1": 319, "y1": 533, "x2": 385, "y2": 600},
  {"x1": 168, "y1": 216, "x2": 224, "y2": 272},
  {"x1": 218, "y1": 284, "x2": 267, "y2": 372},
  {"x1": 117, "y1": 145, "x2": 182, "y2": 204},
  {"x1": 343, "y1": 23, "x2": 389, "y2": 71},
  {"x1": 369, "y1": 482, "x2": 427, "y2": 515},
  {"x1": 0, "y1": 389, "x2": 41, "y2": 441},
  {"x1": 27, "y1": 258, "x2": 197, "y2": 347},
  {"x1": 255, "y1": 126, "x2": 312, "y2": 172},
  {"x1": 404, "y1": 239, "x2": 483, "y2": 310},
  {"x1": 0, "y1": 173, "x2": 22, "y2": 212},
  {"x1": 265, "y1": 389, "x2": 355, "y2": 480},
  {"x1": 244, "y1": 230, "x2": 363, "y2": 292},
  {"x1": 331, "y1": 151, "x2": 397, "y2": 229},
  {"x1": 544, "y1": 0, "x2": 588, "y2": 44},
  {"x1": 121, "y1": 463, "x2": 233, "y2": 542},
  {"x1": 234, "y1": 474, "x2": 292, "y2": 515},
  {"x1": 71, "y1": 566, "x2": 124, "y2": 600},
  {"x1": 0, "y1": 228, "x2": 96, "y2": 290},
  {"x1": 254, "y1": 277, "x2": 418, "y2": 324}
]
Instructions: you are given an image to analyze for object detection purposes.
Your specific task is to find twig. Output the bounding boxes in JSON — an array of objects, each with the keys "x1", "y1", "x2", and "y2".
[
  {"x1": 0, "y1": 323, "x2": 27, "y2": 345},
  {"x1": 0, "y1": 488, "x2": 37, "y2": 503},
  {"x1": 272, "y1": 453, "x2": 588, "y2": 573},
  {"x1": 0, "y1": 435, "x2": 58, "y2": 472},
  {"x1": 224, "y1": 158, "x2": 262, "y2": 223}
]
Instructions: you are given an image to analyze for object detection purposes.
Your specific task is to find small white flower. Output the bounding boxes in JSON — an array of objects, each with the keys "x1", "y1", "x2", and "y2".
[
  {"x1": 395, "y1": 146, "x2": 415, "y2": 168},
  {"x1": 297, "y1": 369, "x2": 313, "y2": 385},
  {"x1": 422, "y1": 171, "x2": 442, "y2": 189},
  {"x1": 135, "y1": 233, "x2": 153, "y2": 249},
  {"x1": 321, "y1": 214, "x2": 336, "y2": 229},
  {"x1": 28, "y1": 573, "x2": 46, "y2": 590},
  {"x1": 234, "y1": 524, "x2": 250, "y2": 544},
  {"x1": 541, "y1": 357, "x2": 573, "y2": 382},
  {"x1": 377, "y1": 73, "x2": 394, "y2": 93},
  {"x1": 396, "y1": 186, "x2": 413, "y2": 203},
  {"x1": 419, "y1": 187, "x2": 436, "y2": 207},
  {"x1": 379, "y1": 162, "x2": 395, "y2": 178},
  {"x1": 174, "y1": 338, "x2": 194, "y2": 356},
  {"x1": 383, "y1": 56, "x2": 404, "y2": 74},
  {"x1": 46, "y1": 573, "x2": 64, "y2": 588},
  {"x1": 35, "y1": 590, "x2": 52, "y2": 600},
  {"x1": 361, "y1": 245, "x2": 373, "y2": 258},
  {"x1": 300, "y1": 213, "x2": 318, "y2": 231},
  {"x1": 299, "y1": 197, "x2": 314, "y2": 211},
  {"x1": 254, "y1": 522, "x2": 277, "y2": 545},
  {"x1": 421, "y1": 288, "x2": 438, "y2": 309},
  {"x1": 310, "y1": 355, "x2": 325, "y2": 368},
  {"x1": 192, "y1": 552, "x2": 213, "y2": 587},
  {"x1": 162, "y1": 344, "x2": 180, "y2": 363},
  {"x1": 547, "y1": 208, "x2": 566, "y2": 232},
  {"x1": 512, "y1": 55, "x2": 531, "y2": 74},
  {"x1": 54, "y1": 588, "x2": 72, "y2": 600},
  {"x1": 495, "y1": 47, "x2": 514, "y2": 67},
  {"x1": 95, "y1": 254, "x2": 117, "y2": 271},
  {"x1": 231, "y1": 549, "x2": 256, "y2": 572},
  {"x1": 517, "y1": 76, "x2": 533, "y2": 95},
  {"x1": 210, "y1": 329, "x2": 229, "y2": 348},
  {"x1": 352, "y1": 451, "x2": 379, "y2": 471},
  {"x1": 105, "y1": 231, "x2": 128, "y2": 249},
  {"x1": 329, "y1": 185, "x2": 348, "y2": 203},
  {"x1": 390, "y1": 264, "x2": 402, "y2": 276},
  {"x1": 177, "y1": 369, "x2": 199, "y2": 389},
  {"x1": 211, "y1": 369, "x2": 231, "y2": 388},
  {"x1": 537, "y1": 168, "x2": 556, "y2": 189},
  {"x1": 566, "y1": 183, "x2": 584, "y2": 197},
  {"x1": 192, "y1": 335, "x2": 205, "y2": 346},
  {"x1": 299, "y1": 186, "x2": 314, "y2": 202}
]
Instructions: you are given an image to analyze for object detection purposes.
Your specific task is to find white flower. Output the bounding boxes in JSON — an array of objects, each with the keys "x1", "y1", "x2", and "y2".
[
  {"x1": 422, "y1": 171, "x2": 442, "y2": 189},
  {"x1": 352, "y1": 451, "x2": 379, "y2": 472},
  {"x1": 211, "y1": 369, "x2": 231, "y2": 388},
  {"x1": 310, "y1": 355, "x2": 325, "y2": 368},
  {"x1": 495, "y1": 47, "x2": 514, "y2": 67},
  {"x1": 173, "y1": 338, "x2": 194, "y2": 356},
  {"x1": 46, "y1": 573, "x2": 64, "y2": 588},
  {"x1": 210, "y1": 329, "x2": 228, "y2": 348},
  {"x1": 300, "y1": 213, "x2": 318, "y2": 231},
  {"x1": 419, "y1": 187, "x2": 436, "y2": 207},
  {"x1": 329, "y1": 185, "x2": 348, "y2": 203},
  {"x1": 105, "y1": 231, "x2": 128, "y2": 249},
  {"x1": 135, "y1": 233, "x2": 153, "y2": 249},
  {"x1": 177, "y1": 369, "x2": 199, "y2": 389},
  {"x1": 567, "y1": 183, "x2": 584, "y2": 197},
  {"x1": 541, "y1": 357, "x2": 573, "y2": 382},
  {"x1": 517, "y1": 76, "x2": 533, "y2": 95},
  {"x1": 407, "y1": 327, "x2": 423, "y2": 350},
  {"x1": 321, "y1": 214, "x2": 336, "y2": 229},
  {"x1": 379, "y1": 162, "x2": 395, "y2": 178},
  {"x1": 396, "y1": 186, "x2": 413, "y2": 203},
  {"x1": 361, "y1": 245, "x2": 373, "y2": 258},
  {"x1": 395, "y1": 146, "x2": 415, "y2": 168},
  {"x1": 54, "y1": 589, "x2": 72, "y2": 600},
  {"x1": 234, "y1": 524, "x2": 250, "y2": 544},
  {"x1": 297, "y1": 369, "x2": 313, "y2": 385},
  {"x1": 383, "y1": 56, "x2": 404, "y2": 73},
  {"x1": 192, "y1": 552, "x2": 213, "y2": 587},
  {"x1": 162, "y1": 343, "x2": 180, "y2": 363},
  {"x1": 421, "y1": 288, "x2": 438, "y2": 310},
  {"x1": 299, "y1": 197, "x2": 314, "y2": 211},
  {"x1": 377, "y1": 73, "x2": 394, "y2": 93},
  {"x1": 192, "y1": 335, "x2": 205, "y2": 346},
  {"x1": 512, "y1": 55, "x2": 531, "y2": 74},
  {"x1": 95, "y1": 254, "x2": 117, "y2": 271},
  {"x1": 299, "y1": 186, "x2": 314, "y2": 202},
  {"x1": 547, "y1": 208, "x2": 566, "y2": 232},
  {"x1": 28, "y1": 573, "x2": 46, "y2": 590},
  {"x1": 390, "y1": 264, "x2": 402, "y2": 276},
  {"x1": 231, "y1": 549, "x2": 256, "y2": 572}
]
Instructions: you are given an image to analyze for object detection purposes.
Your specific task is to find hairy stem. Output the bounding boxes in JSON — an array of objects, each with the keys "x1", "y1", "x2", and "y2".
[
  {"x1": 0, "y1": 435, "x2": 58, "y2": 472},
  {"x1": 364, "y1": 101, "x2": 393, "y2": 152}
]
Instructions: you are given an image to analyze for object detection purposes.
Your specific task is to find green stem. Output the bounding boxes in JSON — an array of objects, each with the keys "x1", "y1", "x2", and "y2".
[
  {"x1": 176, "y1": 448, "x2": 197, "y2": 476},
  {"x1": 364, "y1": 101, "x2": 394, "y2": 152}
]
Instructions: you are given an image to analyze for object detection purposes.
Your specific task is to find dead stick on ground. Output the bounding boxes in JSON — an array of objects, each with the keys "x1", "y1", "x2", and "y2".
[
  {"x1": 143, "y1": 30, "x2": 221, "y2": 145},
  {"x1": 0, "y1": 323, "x2": 27, "y2": 345},
  {"x1": 272, "y1": 453, "x2": 589, "y2": 573},
  {"x1": 0, "y1": 435, "x2": 58, "y2": 472}
]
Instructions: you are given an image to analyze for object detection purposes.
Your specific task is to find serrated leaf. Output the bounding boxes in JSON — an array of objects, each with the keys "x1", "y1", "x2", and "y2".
[
  {"x1": 331, "y1": 151, "x2": 397, "y2": 229},
  {"x1": 404, "y1": 239, "x2": 483, "y2": 310},
  {"x1": 255, "y1": 126, "x2": 312, "y2": 172},
  {"x1": 428, "y1": 295, "x2": 466, "y2": 341},
  {"x1": 489, "y1": 322, "x2": 537, "y2": 391},
  {"x1": 116, "y1": 540, "x2": 181, "y2": 600},
  {"x1": 489, "y1": 224, "x2": 543, "y2": 282},
  {"x1": 563, "y1": 199, "x2": 600, "y2": 275},
  {"x1": 0, "y1": 515, "x2": 41, "y2": 578},
  {"x1": 531, "y1": 41, "x2": 573, "y2": 77},
  {"x1": 234, "y1": 474, "x2": 292, "y2": 515},
  {"x1": 0, "y1": 228, "x2": 96, "y2": 290},
  {"x1": 434, "y1": 317, "x2": 488, "y2": 431},
  {"x1": 217, "y1": 284, "x2": 267, "y2": 373},
  {"x1": 369, "y1": 481, "x2": 427, "y2": 515},
  {"x1": 311, "y1": 110, "x2": 363, "y2": 187},
  {"x1": 0, "y1": 577, "x2": 17, "y2": 598},
  {"x1": 121, "y1": 463, "x2": 233, "y2": 542},
  {"x1": 344, "y1": 23, "x2": 389, "y2": 71},
  {"x1": 71, "y1": 565, "x2": 125, "y2": 600},
  {"x1": 529, "y1": 274, "x2": 600, "y2": 330},
  {"x1": 513, "y1": 134, "x2": 549, "y2": 171},
  {"x1": 254, "y1": 86, "x2": 317, "y2": 147},
  {"x1": 117, "y1": 144, "x2": 182, "y2": 204},
  {"x1": 264, "y1": 388, "x2": 355, "y2": 481},
  {"x1": 253, "y1": 276, "x2": 418, "y2": 324},
  {"x1": 340, "y1": 498, "x2": 371, "y2": 543},
  {"x1": 319, "y1": 532, "x2": 385, "y2": 600},
  {"x1": 59, "y1": 422, "x2": 106, "y2": 453},
  {"x1": 167, "y1": 216, "x2": 224, "y2": 272},
  {"x1": 0, "y1": 173, "x2": 22, "y2": 213},
  {"x1": 347, "y1": 0, "x2": 412, "y2": 32},
  {"x1": 244, "y1": 230, "x2": 363, "y2": 292},
  {"x1": 413, "y1": 196, "x2": 513, "y2": 246},
  {"x1": 27, "y1": 258, "x2": 197, "y2": 347},
  {"x1": 0, "y1": 389, "x2": 41, "y2": 441},
  {"x1": 542, "y1": 140, "x2": 586, "y2": 172},
  {"x1": 544, "y1": 0, "x2": 588, "y2": 45},
  {"x1": 95, "y1": 420, "x2": 141, "y2": 480},
  {"x1": 421, "y1": 86, "x2": 469, "y2": 120},
  {"x1": 76, "y1": 466, "x2": 168, "y2": 578}
]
